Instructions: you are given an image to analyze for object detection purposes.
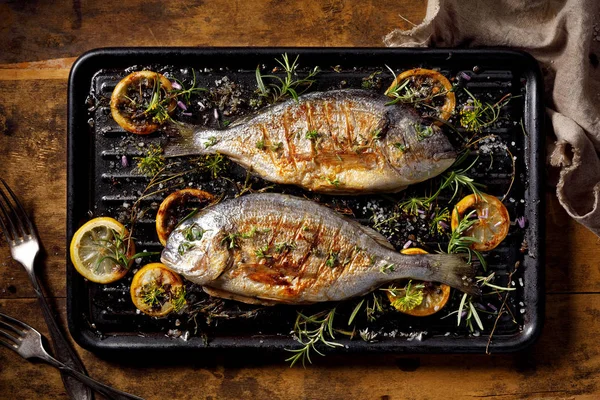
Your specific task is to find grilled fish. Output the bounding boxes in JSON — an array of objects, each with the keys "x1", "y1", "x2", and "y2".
[
  {"x1": 166, "y1": 89, "x2": 456, "y2": 194},
  {"x1": 161, "y1": 193, "x2": 478, "y2": 305}
]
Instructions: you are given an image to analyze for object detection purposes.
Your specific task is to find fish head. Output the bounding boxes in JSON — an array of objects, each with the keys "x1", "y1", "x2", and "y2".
[
  {"x1": 160, "y1": 218, "x2": 230, "y2": 285},
  {"x1": 383, "y1": 122, "x2": 457, "y2": 183}
]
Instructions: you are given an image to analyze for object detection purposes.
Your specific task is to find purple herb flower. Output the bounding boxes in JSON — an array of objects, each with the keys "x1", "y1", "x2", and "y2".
[
  {"x1": 460, "y1": 71, "x2": 472, "y2": 81},
  {"x1": 403, "y1": 240, "x2": 412, "y2": 249},
  {"x1": 516, "y1": 216, "x2": 527, "y2": 229},
  {"x1": 171, "y1": 81, "x2": 182, "y2": 90},
  {"x1": 121, "y1": 155, "x2": 129, "y2": 168}
]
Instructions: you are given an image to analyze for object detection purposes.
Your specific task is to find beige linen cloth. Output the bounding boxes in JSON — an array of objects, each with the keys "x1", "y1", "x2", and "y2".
[{"x1": 384, "y1": 0, "x2": 600, "y2": 236}]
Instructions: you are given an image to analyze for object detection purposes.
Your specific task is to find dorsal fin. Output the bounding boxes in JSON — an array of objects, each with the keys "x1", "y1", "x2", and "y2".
[{"x1": 346, "y1": 218, "x2": 396, "y2": 250}]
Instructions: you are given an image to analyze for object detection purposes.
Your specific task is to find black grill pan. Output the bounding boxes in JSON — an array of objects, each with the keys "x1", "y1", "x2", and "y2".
[{"x1": 67, "y1": 48, "x2": 544, "y2": 354}]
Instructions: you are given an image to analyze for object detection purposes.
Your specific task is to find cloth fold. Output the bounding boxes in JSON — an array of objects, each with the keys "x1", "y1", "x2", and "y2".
[{"x1": 384, "y1": 0, "x2": 600, "y2": 236}]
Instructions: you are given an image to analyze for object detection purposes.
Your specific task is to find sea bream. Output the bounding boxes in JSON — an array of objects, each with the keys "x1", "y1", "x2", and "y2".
[
  {"x1": 161, "y1": 193, "x2": 478, "y2": 305},
  {"x1": 166, "y1": 89, "x2": 456, "y2": 194}
]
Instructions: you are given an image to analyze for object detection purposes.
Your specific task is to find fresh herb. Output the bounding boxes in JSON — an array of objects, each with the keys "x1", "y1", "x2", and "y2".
[
  {"x1": 447, "y1": 273, "x2": 515, "y2": 332},
  {"x1": 447, "y1": 210, "x2": 487, "y2": 270},
  {"x1": 361, "y1": 71, "x2": 382, "y2": 89},
  {"x1": 435, "y1": 155, "x2": 486, "y2": 202},
  {"x1": 128, "y1": 70, "x2": 206, "y2": 125},
  {"x1": 256, "y1": 54, "x2": 320, "y2": 103},
  {"x1": 371, "y1": 129, "x2": 383, "y2": 140},
  {"x1": 204, "y1": 136, "x2": 219, "y2": 148},
  {"x1": 385, "y1": 66, "x2": 450, "y2": 107},
  {"x1": 413, "y1": 123, "x2": 435, "y2": 141},
  {"x1": 305, "y1": 129, "x2": 320, "y2": 140},
  {"x1": 326, "y1": 177, "x2": 340, "y2": 187},
  {"x1": 135, "y1": 144, "x2": 165, "y2": 177},
  {"x1": 379, "y1": 263, "x2": 396, "y2": 274},
  {"x1": 178, "y1": 241, "x2": 194, "y2": 255},
  {"x1": 286, "y1": 308, "x2": 344, "y2": 367},
  {"x1": 171, "y1": 286, "x2": 187, "y2": 313},
  {"x1": 429, "y1": 207, "x2": 450, "y2": 235},
  {"x1": 255, "y1": 245, "x2": 272, "y2": 259},
  {"x1": 393, "y1": 142, "x2": 408, "y2": 152},
  {"x1": 275, "y1": 242, "x2": 296, "y2": 253},
  {"x1": 325, "y1": 251, "x2": 339, "y2": 268},
  {"x1": 271, "y1": 142, "x2": 283, "y2": 151},
  {"x1": 459, "y1": 90, "x2": 512, "y2": 132},
  {"x1": 383, "y1": 280, "x2": 425, "y2": 312},
  {"x1": 221, "y1": 232, "x2": 240, "y2": 249},
  {"x1": 94, "y1": 228, "x2": 157, "y2": 272},
  {"x1": 140, "y1": 281, "x2": 166, "y2": 308},
  {"x1": 200, "y1": 153, "x2": 228, "y2": 178},
  {"x1": 256, "y1": 140, "x2": 266, "y2": 150},
  {"x1": 182, "y1": 223, "x2": 205, "y2": 241},
  {"x1": 365, "y1": 293, "x2": 384, "y2": 322}
]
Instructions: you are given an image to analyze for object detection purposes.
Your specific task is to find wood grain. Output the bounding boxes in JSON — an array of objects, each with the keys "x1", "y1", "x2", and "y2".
[{"x1": 0, "y1": 0, "x2": 599, "y2": 399}]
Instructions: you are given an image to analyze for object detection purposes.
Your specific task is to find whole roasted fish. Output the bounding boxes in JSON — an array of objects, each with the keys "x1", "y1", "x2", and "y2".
[
  {"x1": 161, "y1": 193, "x2": 478, "y2": 305},
  {"x1": 166, "y1": 89, "x2": 456, "y2": 194}
]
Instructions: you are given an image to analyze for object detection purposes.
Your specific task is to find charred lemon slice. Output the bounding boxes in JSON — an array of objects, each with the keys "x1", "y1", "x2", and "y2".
[
  {"x1": 110, "y1": 71, "x2": 176, "y2": 135},
  {"x1": 156, "y1": 188, "x2": 215, "y2": 246},
  {"x1": 69, "y1": 217, "x2": 135, "y2": 283},
  {"x1": 451, "y1": 193, "x2": 510, "y2": 252},
  {"x1": 385, "y1": 248, "x2": 451, "y2": 317},
  {"x1": 130, "y1": 263, "x2": 186, "y2": 317},
  {"x1": 385, "y1": 68, "x2": 456, "y2": 122}
]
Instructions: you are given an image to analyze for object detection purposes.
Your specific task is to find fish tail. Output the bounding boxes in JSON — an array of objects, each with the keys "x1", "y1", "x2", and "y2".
[
  {"x1": 389, "y1": 253, "x2": 480, "y2": 296},
  {"x1": 163, "y1": 125, "x2": 220, "y2": 157}
]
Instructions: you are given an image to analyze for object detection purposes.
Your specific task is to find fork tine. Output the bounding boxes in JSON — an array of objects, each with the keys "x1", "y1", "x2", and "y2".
[
  {"x1": 0, "y1": 178, "x2": 35, "y2": 235},
  {"x1": 0, "y1": 179, "x2": 31, "y2": 238},
  {"x1": 0, "y1": 319, "x2": 23, "y2": 345},
  {"x1": 0, "y1": 187, "x2": 17, "y2": 242},
  {"x1": 0, "y1": 311, "x2": 31, "y2": 331}
]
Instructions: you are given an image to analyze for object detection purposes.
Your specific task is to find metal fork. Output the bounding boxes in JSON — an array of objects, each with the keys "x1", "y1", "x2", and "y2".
[
  {"x1": 0, "y1": 312, "x2": 145, "y2": 400},
  {"x1": 0, "y1": 178, "x2": 92, "y2": 399}
]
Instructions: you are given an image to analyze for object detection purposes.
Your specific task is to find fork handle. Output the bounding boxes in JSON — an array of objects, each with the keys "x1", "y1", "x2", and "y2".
[
  {"x1": 57, "y1": 364, "x2": 145, "y2": 400},
  {"x1": 28, "y1": 272, "x2": 93, "y2": 400}
]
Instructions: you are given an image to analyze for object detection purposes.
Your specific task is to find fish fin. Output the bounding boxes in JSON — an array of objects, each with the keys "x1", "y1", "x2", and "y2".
[
  {"x1": 163, "y1": 125, "x2": 220, "y2": 157},
  {"x1": 348, "y1": 219, "x2": 396, "y2": 250},
  {"x1": 401, "y1": 253, "x2": 481, "y2": 296},
  {"x1": 203, "y1": 286, "x2": 279, "y2": 306}
]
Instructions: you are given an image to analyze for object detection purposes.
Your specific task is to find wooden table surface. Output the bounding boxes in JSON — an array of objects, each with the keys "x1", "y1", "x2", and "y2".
[{"x1": 1, "y1": 1, "x2": 599, "y2": 399}]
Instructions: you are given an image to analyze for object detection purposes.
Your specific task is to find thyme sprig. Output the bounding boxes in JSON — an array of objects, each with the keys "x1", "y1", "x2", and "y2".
[
  {"x1": 94, "y1": 228, "x2": 157, "y2": 273},
  {"x1": 256, "y1": 54, "x2": 320, "y2": 103}
]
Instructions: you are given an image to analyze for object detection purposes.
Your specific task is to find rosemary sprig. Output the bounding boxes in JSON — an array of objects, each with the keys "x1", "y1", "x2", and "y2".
[
  {"x1": 286, "y1": 308, "x2": 344, "y2": 367},
  {"x1": 256, "y1": 54, "x2": 320, "y2": 103},
  {"x1": 447, "y1": 209, "x2": 487, "y2": 270}
]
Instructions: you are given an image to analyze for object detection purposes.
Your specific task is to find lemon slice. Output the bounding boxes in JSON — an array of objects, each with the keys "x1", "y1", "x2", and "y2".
[
  {"x1": 385, "y1": 68, "x2": 456, "y2": 123},
  {"x1": 110, "y1": 71, "x2": 176, "y2": 135},
  {"x1": 385, "y1": 248, "x2": 451, "y2": 317},
  {"x1": 130, "y1": 263, "x2": 185, "y2": 317},
  {"x1": 70, "y1": 217, "x2": 135, "y2": 283},
  {"x1": 451, "y1": 193, "x2": 510, "y2": 251}
]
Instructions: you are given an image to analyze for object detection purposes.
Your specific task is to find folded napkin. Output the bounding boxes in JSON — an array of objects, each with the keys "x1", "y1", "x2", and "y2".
[{"x1": 384, "y1": 0, "x2": 600, "y2": 236}]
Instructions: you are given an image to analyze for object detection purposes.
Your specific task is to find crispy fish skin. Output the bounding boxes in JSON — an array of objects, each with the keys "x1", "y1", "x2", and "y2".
[
  {"x1": 161, "y1": 193, "x2": 478, "y2": 305},
  {"x1": 166, "y1": 89, "x2": 456, "y2": 194}
]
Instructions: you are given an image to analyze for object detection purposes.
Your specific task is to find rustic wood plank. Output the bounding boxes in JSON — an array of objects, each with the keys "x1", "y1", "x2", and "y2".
[
  {"x1": 1, "y1": 293, "x2": 598, "y2": 399},
  {"x1": 0, "y1": 0, "x2": 425, "y2": 64},
  {"x1": 0, "y1": 79, "x2": 68, "y2": 300}
]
